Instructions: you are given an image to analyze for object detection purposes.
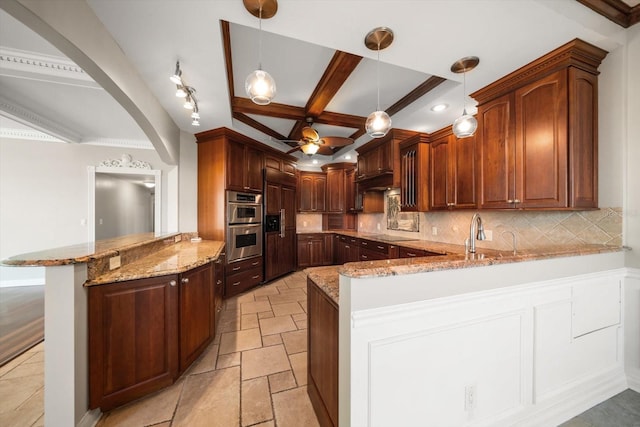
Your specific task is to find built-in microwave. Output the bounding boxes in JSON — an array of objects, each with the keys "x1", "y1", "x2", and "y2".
[{"x1": 227, "y1": 191, "x2": 262, "y2": 224}]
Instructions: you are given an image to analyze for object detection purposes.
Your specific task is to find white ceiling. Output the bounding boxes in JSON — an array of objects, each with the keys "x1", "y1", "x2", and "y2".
[{"x1": 0, "y1": 0, "x2": 632, "y2": 167}]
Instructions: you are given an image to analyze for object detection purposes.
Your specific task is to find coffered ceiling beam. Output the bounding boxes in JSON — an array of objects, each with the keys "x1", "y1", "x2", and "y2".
[
  {"x1": 232, "y1": 111, "x2": 287, "y2": 141},
  {"x1": 386, "y1": 75, "x2": 447, "y2": 117},
  {"x1": 576, "y1": 0, "x2": 640, "y2": 28},
  {"x1": 221, "y1": 20, "x2": 236, "y2": 99}
]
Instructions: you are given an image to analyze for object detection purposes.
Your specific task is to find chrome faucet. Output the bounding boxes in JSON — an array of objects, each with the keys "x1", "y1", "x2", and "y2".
[
  {"x1": 501, "y1": 230, "x2": 517, "y2": 255},
  {"x1": 468, "y1": 213, "x2": 486, "y2": 253}
]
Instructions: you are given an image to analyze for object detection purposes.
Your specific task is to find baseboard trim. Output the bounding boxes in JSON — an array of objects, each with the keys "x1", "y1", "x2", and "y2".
[
  {"x1": 78, "y1": 408, "x2": 101, "y2": 427},
  {"x1": 0, "y1": 278, "x2": 45, "y2": 288},
  {"x1": 627, "y1": 372, "x2": 640, "y2": 393}
]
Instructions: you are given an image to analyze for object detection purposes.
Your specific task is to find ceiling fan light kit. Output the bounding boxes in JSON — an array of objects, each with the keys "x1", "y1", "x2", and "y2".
[
  {"x1": 365, "y1": 27, "x2": 394, "y2": 139},
  {"x1": 451, "y1": 56, "x2": 479, "y2": 138},
  {"x1": 244, "y1": 0, "x2": 278, "y2": 105},
  {"x1": 169, "y1": 61, "x2": 199, "y2": 126}
]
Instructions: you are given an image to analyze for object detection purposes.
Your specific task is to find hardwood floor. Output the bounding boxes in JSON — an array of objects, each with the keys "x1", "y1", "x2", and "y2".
[{"x1": 0, "y1": 286, "x2": 44, "y2": 366}]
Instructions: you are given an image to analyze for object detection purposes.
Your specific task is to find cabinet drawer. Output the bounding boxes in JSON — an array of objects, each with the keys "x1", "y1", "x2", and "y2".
[
  {"x1": 226, "y1": 267, "x2": 262, "y2": 297},
  {"x1": 360, "y1": 239, "x2": 389, "y2": 254},
  {"x1": 298, "y1": 233, "x2": 325, "y2": 242},
  {"x1": 359, "y1": 247, "x2": 389, "y2": 261},
  {"x1": 227, "y1": 256, "x2": 262, "y2": 275},
  {"x1": 398, "y1": 247, "x2": 442, "y2": 258}
]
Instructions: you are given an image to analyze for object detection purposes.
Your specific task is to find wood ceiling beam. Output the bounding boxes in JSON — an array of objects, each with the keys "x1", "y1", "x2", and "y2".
[
  {"x1": 220, "y1": 21, "x2": 235, "y2": 100},
  {"x1": 306, "y1": 51, "x2": 363, "y2": 117},
  {"x1": 287, "y1": 120, "x2": 307, "y2": 141},
  {"x1": 575, "y1": 0, "x2": 640, "y2": 27},
  {"x1": 386, "y1": 76, "x2": 447, "y2": 117},
  {"x1": 232, "y1": 97, "x2": 307, "y2": 121},
  {"x1": 315, "y1": 111, "x2": 366, "y2": 129},
  {"x1": 232, "y1": 112, "x2": 287, "y2": 141}
]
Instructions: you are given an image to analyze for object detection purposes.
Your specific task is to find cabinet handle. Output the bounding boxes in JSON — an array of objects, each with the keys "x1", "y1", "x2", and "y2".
[
  {"x1": 406, "y1": 252, "x2": 416, "y2": 257},
  {"x1": 507, "y1": 199, "x2": 514, "y2": 203},
  {"x1": 362, "y1": 241, "x2": 368, "y2": 246},
  {"x1": 244, "y1": 186, "x2": 249, "y2": 190},
  {"x1": 216, "y1": 280, "x2": 222, "y2": 285},
  {"x1": 377, "y1": 245, "x2": 385, "y2": 250},
  {"x1": 169, "y1": 280, "x2": 177, "y2": 287},
  {"x1": 252, "y1": 275, "x2": 260, "y2": 279},
  {"x1": 181, "y1": 277, "x2": 189, "y2": 284},
  {"x1": 345, "y1": 245, "x2": 350, "y2": 249},
  {"x1": 514, "y1": 199, "x2": 521, "y2": 204},
  {"x1": 232, "y1": 281, "x2": 241, "y2": 286},
  {"x1": 251, "y1": 261, "x2": 259, "y2": 266},
  {"x1": 362, "y1": 255, "x2": 368, "y2": 259},
  {"x1": 232, "y1": 266, "x2": 241, "y2": 271}
]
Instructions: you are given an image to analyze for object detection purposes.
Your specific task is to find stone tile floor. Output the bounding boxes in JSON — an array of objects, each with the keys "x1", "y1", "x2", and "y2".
[{"x1": 1, "y1": 270, "x2": 639, "y2": 426}]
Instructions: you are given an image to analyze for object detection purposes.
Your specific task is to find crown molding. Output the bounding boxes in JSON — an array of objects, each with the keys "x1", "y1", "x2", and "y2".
[
  {"x1": 0, "y1": 94, "x2": 81, "y2": 143},
  {"x1": 0, "y1": 127, "x2": 64, "y2": 143},
  {"x1": 83, "y1": 138, "x2": 154, "y2": 150},
  {"x1": 0, "y1": 46, "x2": 101, "y2": 89}
]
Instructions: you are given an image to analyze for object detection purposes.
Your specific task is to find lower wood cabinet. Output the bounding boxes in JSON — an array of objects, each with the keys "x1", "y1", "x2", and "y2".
[
  {"x1": 307, "y1": 277, "x2": 339, "y2": 427},
  {"x1": 89, "y1": 262, "x2": 219, "y2": 411},
  {"x1": 398, "y1": 246, "x2": 443, "y2": 258},
  {"x1": 297, "y1": 234, "x2": 333, "y2": 268},
  {"x1": 225, "y1": 256, "x2": 263, "y2": 297}
]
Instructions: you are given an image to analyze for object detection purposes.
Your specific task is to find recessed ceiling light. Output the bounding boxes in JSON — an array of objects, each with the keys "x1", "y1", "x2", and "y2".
[
  {"x1": 312, "y1": 159, "x2": 318, "y2": 164},
  {"x1": 431, "y1": 103, "x2": 448, "y2": 112},
  {"x1": 345, "y1": 154, "x2": 352, "y2": 160}
]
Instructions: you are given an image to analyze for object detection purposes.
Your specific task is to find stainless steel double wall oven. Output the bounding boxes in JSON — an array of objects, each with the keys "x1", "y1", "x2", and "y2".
[{"x1": 226, "y1": 191, "x2": 263, "y2": 262}]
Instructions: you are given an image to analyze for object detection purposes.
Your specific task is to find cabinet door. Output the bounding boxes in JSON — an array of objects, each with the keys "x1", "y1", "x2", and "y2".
[
  {"x1": 451, "y1": 134, "x2": 477, "y2": 209},
  {"x1": 326, "y1": 169, "x2": 345, "y2": 213},
  {"x1": 89, "y1": 275, "x2": 179, "y2": 411},
  {"x1": 313, "y1": 175, "x2": 327, "y2": 212},
  {"x1": 515, "y1": 69, "x2": 568, "y2": 208},
  {"x1": 297, "y1": 235, "x2": 311, "y2": 268},
  {"x1": 214, "y1": 258, "x2": 224, "y2": 325},
  {"x1": 309, "y1": 238, "x2": 325, "y2": 266},
  {"x1": 226, "y1": 140, "x2": 246, "y2": 191},
  {"x1": 429, "y1": 135, "x2": 451, "y2": 210},
  {"x1": 282, "y1": 186, "x2": 297, "y2": 229},
  {"x1": 478, "y1": 93, "x2": 516, "y2": 209},
  {"x1": 245, "y1": 146, "x2": 264, "y2": 192},
  {"x1": 323, "y1": 234, "x2": 334, "y2": 265},
  {"x1": 298, "y1": 174, "x2": 314, "y2": 212},
  {"x1": 345, "y1": 168, "x2": 356, "y2": 212},
  {"x1": 265, "y1": 183, "x2": 281, "y2": 215},
  {"x1": 179, "y1": 263, "x2": 214, "y2": 372},
  {"x1": 378, "y1": 142, "x2": 393, "y2": 173}
]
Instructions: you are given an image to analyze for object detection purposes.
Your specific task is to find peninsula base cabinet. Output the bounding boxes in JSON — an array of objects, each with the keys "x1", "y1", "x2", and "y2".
[{"x1": 89, "y1": 263, "x2": 219, "y2": 411}]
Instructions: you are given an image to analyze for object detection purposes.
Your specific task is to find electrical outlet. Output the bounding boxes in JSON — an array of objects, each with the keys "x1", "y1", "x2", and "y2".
[
  {"x1": 109, "y1": 255, "x2": 121, "y2": 270},
  {"x1": 465, "y1": 384, "x2": 476, "y2": 411},
  {"x1": 432, "y1": 226, "x2": 438, "y2": 236},
  {"x1": 484, "y1": 230, "x2": 493, "y2": 241}
]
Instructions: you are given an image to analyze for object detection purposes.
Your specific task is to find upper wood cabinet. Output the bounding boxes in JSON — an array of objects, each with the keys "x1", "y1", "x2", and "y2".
[
  {"x1": 227, "y1": 139, "x2": 263, "y2": 193},
  {"x1": 429, "y1": 128, "x2": 477, "y2": 210},
  {"x1": 356, "y1": 129, "x2": 417, "y2": 190},
  {"x1": 322, "y1": 162, "x2": 357, "y2": 214},
  {"x1": 399, "y1": 133, "x2": 430, "y2": 212},
  {"x1": 345, "y1": 167, "x2": 356, "y2": 213},
  {"x1": 265, "y1": 153, "x2": 296, "y2": 177},
  {"x1": 298, "y1": 172, "x2": 326, "y2": 212},
  {"x1": 472, "y1": 38, "x2": 606, "y2": 210}
]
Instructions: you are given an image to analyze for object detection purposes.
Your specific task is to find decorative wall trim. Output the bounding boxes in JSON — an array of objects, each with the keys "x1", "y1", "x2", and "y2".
[
  {"x1": 0, "y1": 94, "x2": 81, "y2": 143},
  {"x1": 97, "y1": 153, "x2": 151, "y2": 169},
  {"x1": 83, "y1": 138, "x2": 154, "y2": 150},
  {"x1": 0, "y1": 47, "x2": 100, "y2": 89}
]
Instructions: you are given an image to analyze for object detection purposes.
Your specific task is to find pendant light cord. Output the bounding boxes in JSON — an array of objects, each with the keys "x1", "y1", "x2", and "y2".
[
  {"x1": 258, "y1": 6, "x2": 263, "y2": 70},
  {"x1": 461, "y1": 69, "x2": 467, "y2": 114},
  {"x1": 376, "y1": 42, "x2": 381, "y2": 111}
]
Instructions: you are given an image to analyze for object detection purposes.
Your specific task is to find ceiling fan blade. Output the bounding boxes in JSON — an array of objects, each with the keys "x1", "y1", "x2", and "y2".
[
  {"x1": 301, "y1": 126, "x2": 320, "y2": 142},
  {"x1": 319, "y1": 136, "x2": 354, "y2": 147},
  {"x1": 286, "y1": 146, "x2": 302, "y2": 154},
  {"x1": 315, "y1": 145, "x2": 335, "y2": 155}
]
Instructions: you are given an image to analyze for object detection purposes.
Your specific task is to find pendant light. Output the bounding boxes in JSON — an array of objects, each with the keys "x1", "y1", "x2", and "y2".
[
  {"x1": 451, "y1": 56, "x2": 479, "y2": 138},
  {"x1": 364, "y1": 27, "x2": 394, "y2": 138},
  {"x1": 244, "y1": 0, "x2": 277, "y2": 105}
]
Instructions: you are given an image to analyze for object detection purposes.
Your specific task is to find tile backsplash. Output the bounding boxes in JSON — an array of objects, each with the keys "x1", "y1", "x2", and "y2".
[{"x1": 358, "y1": 207, "x2": 623, "y2": 251}]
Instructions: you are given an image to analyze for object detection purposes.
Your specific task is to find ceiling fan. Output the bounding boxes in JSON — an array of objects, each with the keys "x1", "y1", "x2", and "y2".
[{"x1": 283, "y1": 118, "x2": 353, "y2": 156}]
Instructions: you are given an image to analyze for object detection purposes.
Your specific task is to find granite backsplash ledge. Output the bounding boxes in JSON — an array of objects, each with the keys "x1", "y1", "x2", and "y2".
[{"x1": 357, "y1": 207, "x2": 623, "y2": 251}]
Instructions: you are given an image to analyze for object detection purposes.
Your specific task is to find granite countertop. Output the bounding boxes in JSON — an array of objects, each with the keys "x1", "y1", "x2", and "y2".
[
  {"x1": 305, "y1": 240, "x2": 624, "y2": 306},
  {"x1": 85, "y1": 240, "x2": 225, "y2": 286},
  {"x1": 1, "y1": 232, "x2": 181, "y2": 266}
]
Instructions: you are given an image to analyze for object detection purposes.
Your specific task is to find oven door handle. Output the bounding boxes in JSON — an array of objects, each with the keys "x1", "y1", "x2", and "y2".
[
  {"x1": 227, "y1": 223, "x2": 262, "y2": 229},
  {"x1": 280, "y1": 209, "x2": 285, "y2": 238}
]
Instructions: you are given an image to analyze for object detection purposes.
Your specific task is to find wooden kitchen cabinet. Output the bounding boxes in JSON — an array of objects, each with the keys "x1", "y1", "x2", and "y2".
[
  {"x1": 345, "y1": 167, "x2": 356, "y2": 213},
  {"x1": 429, "y1": 127, "x2": 477, "y2": 210},
  {"x1": 308, "y1": 277, "x2": 339, "y2": 427},
  {"x1": 226, "y1": 139, "x2": 264, "y2": 193},
  {"x1": 298, "y1": 172, "x2": 327, "y2": 212},
  {"x1": 89, "y1": 262, "x2": 221, "y2": 411},
  {"x1": 400, "y1": 133, "x2": 430, "y2": 211},
  {"x1": 472, "y1": 39, "x2": 606, "y2": 210},
  {"x1": 226, "y1": 256, "x2": 263, "y2": 297},
  {"x1": 297, "y1": 233, "x2": 330, "y2": 268},
  {"x1": 214, "y1": 256, "x2": 224, "y2": 328},
  {"x1": 179, "y1": 263, "x2": 214, "y2": 372},
  {"x1": 89, "y1": 274, "x2": 180, "y2": 411},
  {"x1": 398, "y1": 246, "x2": 443, "y2": 258}
]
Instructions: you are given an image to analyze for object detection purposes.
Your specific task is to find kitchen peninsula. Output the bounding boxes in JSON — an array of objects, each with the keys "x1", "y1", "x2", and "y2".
[
  {"x1": 305, "y1": 239, "x2": 628, "y2": 427},
  {"x1": 2, "y1": 233, "x2": 225, "y2": 426}
]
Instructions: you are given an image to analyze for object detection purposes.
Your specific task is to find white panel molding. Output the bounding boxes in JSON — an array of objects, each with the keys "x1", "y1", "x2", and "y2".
[
  {"x1": 0, "y1": 47, "x2": 101, "y2": 89},
  {"x1": 0, "y1": 94, "x2": 81, "y2": 143},
  {"x1": 0, "y1": 278, "x2": 44, "y2": 288},
  {"x1": 0, "y1": 127, "x2": 64, "y2": 142}
]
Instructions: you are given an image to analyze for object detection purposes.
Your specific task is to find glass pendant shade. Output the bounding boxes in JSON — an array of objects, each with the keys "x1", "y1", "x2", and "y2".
[
  {"x1": 366, "y1": 110, "x2": 392, "y2": 138},
  {"x1": 452, "y1": 109, "x2": 478, "y2": 138},
  {"x1": 245, "y1": 69, "x2": 276, "y2": 105},
  {"x1": 300, "y1": 142, "x2": 320, "y2": 155}
]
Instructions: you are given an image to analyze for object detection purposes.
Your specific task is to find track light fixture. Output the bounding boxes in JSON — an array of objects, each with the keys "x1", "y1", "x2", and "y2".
[
  {"x1": 244, "y1": 0, "x2": 278, "y2": 105},
  {"x1": 170, "y1": 61, "x2": 200, "y2": 126},
  {"x1": 451, "y1": 56, "x2": 479, "y2": 138},
  {"x1": 364, "y1": 27, "x2": 394, "y2": 138}
]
